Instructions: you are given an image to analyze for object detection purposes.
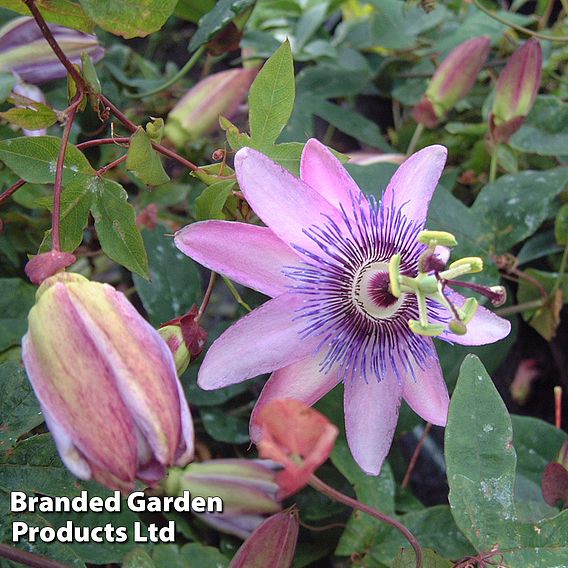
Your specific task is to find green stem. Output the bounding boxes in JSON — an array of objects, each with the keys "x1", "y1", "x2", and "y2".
[
  {"x1": 129, "y1": 46, "x2": 206, "y2": 98},
  {"x1": 495, "y1": 298, "x2": 544, "y2": 316},
  {"x1": 406, "y1": 122, "x2": 424, "y2": 156},
  {"x1": 472, "y1": 0, "x2": 568, "y2": 42},
  {"x1": 222, "y1": 276, "x2": 252, "y2": 312},
  {"x1": 489, "y1": 143, "x2": 499, "y2": 183},
  {"x1": 551, "y1": 242, "x2": 568, "y2": 296}
]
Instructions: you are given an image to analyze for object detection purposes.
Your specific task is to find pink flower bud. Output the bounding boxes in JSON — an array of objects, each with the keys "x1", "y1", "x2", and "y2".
[
  {"x1": 413, "y1": 36, "x2": 491, "y2": 127},
  {"x1": 0, "y1": 17, "x2": 104, "y2": 85},
  {"x1": 229, "y1": 509, "x2": 299, "y2": 568},
  {"x1": 24, "y1": 250, "x2": 76, "y2": 285},
  {"x1": 490, "y1": 39, "x2": 542, "y2": 143},
  {"x1": 22, "y1": 272, "x2": 194, "y2": 491},
  {"x1": 165, "y1": 67, "x2": 258, "y2": 146}
]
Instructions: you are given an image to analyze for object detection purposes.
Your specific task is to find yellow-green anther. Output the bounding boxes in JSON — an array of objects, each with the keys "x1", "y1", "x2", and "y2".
[
  {"x1": 388, "y1": 253, "x2": 402, "y2": 297},
  {"x1": 417, "y1": 230, "x2": 458, "y2": 248},
  {"x1": 449, "y1": 320, "x2": 467, "y2": 335},
  {"x1": 408, "y1": 320, "x2": 446, "y2": 337},
  {"x1": 448, "y1": 256, "x2": 484, "y2": 274},
  {"x1": 459, "y1": 297, "x2": 478, "y2": 324}
]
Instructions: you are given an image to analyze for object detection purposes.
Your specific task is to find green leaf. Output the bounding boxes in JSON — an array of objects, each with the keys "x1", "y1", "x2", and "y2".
[
  {"x1": 512, "y1": 415, "x2": 567, "y2": 522},
  {"x1": 132, "y1": 226, "x2": 202, "y2": 326},
  {"x1": 195, "y1": 179, "x2": 235, "y2": 220},
  {"x1": 127, "y1": 127, "x2": 170, "y2": 186},
  {"x1": 472, "y1": 168, "x2": 568, "y2": 254},
  {"x1": 90, "y1": 178, "x2": 149, "y2": 278},
  {"x1": 332, "y1": 436, "x2": 396, "y2": 556},
  {"x1": 124, "y1": 548, "x2": 156, "y2": 568},
  {"x1": 0, "y1": 105, "x2": 58, "y2": 131},
  {"x1": 369, "y1": 506, "x2": 474, "y2": 566},
  {"x1": 517, "y1": 269, "x2": 568, "y2": 316},
  {"x1": 555, "y1": 203, "x2": 568, "y2": 245},
  {"x1": 0, "y1": 434, "x2": 107, "y2": 497},
  {"x1": 188, "y1": 0, "x2": 255, "y2": 51},
  {"x1": 200, "y1": 407, "x2": 249, "y2": 444},
  {"x1": 0, "y1": 278, "x2": 35, "y2": 352},
  {"x1": 249, "y1": 41, "x2": 295, "y2": 148},
  {"x1": 0, "y1": 72, "x2": 16, "y2": 104},
  {"x1": 0, "y1": 136, "x2": 94, "y2": 184},
  {"x1": 392, "y1": 548, "x2": 452, "y2": 568},
  {"x1": 0, "y1": 0, "x2": 94, "y2": 32},
  {"x1": 510, "y1": 96, "x2": 568, "y2": 156},
  {"x1": 152, "y1": 543, "x2": 229, "y2": 568},
  {"x1": 0, "y1": 362, "x2": 43, "y2": 450},
  {"x1": 445, "y1": 355, "x2": 517, "y2": 551},
  {"x1": 78, "y1": 0, "x2": 177, "y2": 39}
]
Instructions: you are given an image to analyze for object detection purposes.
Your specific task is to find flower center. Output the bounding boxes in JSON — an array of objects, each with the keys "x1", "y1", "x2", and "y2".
[{"x1": 353, "y1": 262, "x2": 405, "y2": 320}]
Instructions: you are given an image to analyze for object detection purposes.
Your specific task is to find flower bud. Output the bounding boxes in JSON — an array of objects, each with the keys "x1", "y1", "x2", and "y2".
[
  {"x1": 0, "y1": 17, "x2": 104, "y2": 85},
  {"x1": 254, "y1": 399, "x2": 338, "y2": 499},
  {"x1": 165, "y1": 67, "x2": 258, "y2": 146},
  {"x1": 159, "y1": 305, "x2": 207, "y2": 375},
  {"x1": 413, "y1": 37, "x2": 491, "y2": 128},
  {"x1": 229, "y1": 509, "x2": 299, "y2": 568},
  {"x1": 22, "y1": 272, "x2": 194, "y2": 491},
  {"x1": 490, "y1": 39, "x2": 542, "y2": 143},
  {"x1": 165, "y1": 458, "x2": 281, "y2": 538}
]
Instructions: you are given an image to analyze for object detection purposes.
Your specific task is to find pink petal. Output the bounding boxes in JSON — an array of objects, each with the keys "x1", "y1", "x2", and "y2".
[
  {"x1": 175, "y1": 221, "x2": 299, "y2": 297},
  {"x1": 250, "y1": 355, "x2": 339, "y2": 443},
  {"x1": 173, "y1": 363, "x2": 195, "y2": 466},
  {"x1": 382, "y1": 145, "x2": 447, "y2": 227},
  {"x1": 401, "y1": 342, "x2": 449, "y2": 426},
  {"x1": 344, "y1": 370, "x2": 403, "y2": 475},
  {"x1": 300, "y1": 139, "x2": 363, "y2": 213},
  {"x1": 442, "y1": 290, "x2": 511, "y2": 345},
  {"x1": 198, "y1": 294, "x2": 319, "y2": 390},
  {"x1": 434, "y1": 245, "x2": 450, "y2": 265},
  {"x1": 234, "y1": 147, "x2": 345, "y2": 256}
]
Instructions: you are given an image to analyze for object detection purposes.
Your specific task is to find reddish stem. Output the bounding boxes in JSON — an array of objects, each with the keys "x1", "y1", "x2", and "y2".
[
  {"x1": 52, "y1": 96, "x2": 82, "y2": 251},
  {"x1": 309, "y1": 474, "x2": 423, "y2": 568},
  {"x1": 22, "y1": 0, "x2": 85, "y2": 90},
  {"x1": 402, "y1": 422, "x2": 432, "y2": 489},
  {"x1": 0, "y1": 543, "x2": 68, "y2": 568},
  {"x1": 96, "y1": 154, "x2": 128, "y2": 176},
  {"x1": 77, "y1": 137, "x2": 130, "y2": 150},
  {"x1": 0, "y1": 179, "x2": 26, "y2": 207},
  {"x1": 555, "y1": 386, "x2": 562, "y2": 429},
  {"x1": 197, "y1": 272, "x2": 217, "y2": 322}
]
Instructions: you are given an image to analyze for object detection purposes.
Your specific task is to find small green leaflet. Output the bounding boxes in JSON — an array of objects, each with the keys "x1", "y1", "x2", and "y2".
[{"x1": 127, "y1": 127, "x2": 170, "y2": 186}]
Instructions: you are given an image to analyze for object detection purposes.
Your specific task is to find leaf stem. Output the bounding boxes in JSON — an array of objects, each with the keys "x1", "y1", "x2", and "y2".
[
  {"x1": 551, "y1": 241, "x2": 568, "y2": 296},
  {"x1": 309, "y1": 474, "x2": 423, "y2": 568},
  {"x1": 0, "y1": 178, "x2": 26, "y2": 207},
  {"x1": 129, "y1": 46, "x2": 206, "y2": 98},
  {"x1": 0, "y1": 543, "x2": 68, "y2": 568},
  {"x1": 222, "y1": 276, "x2": 252, "y2": 312},
  {"x1": 489, "y1": 143, "x2": 499, "y2": 183},
  {"x1": 472, "y1": 0, "x2": 568, "y2": 42},
  {"x1": 52, "y1": 95, "x2": 82, "y2": 251},
  {"x1": 406, "y1": 122, "x2": 424, "y2": 156},
  {"x1": 197, "y1": 271, "x2": 217, "y2": 322},
  {"x1": 495, "y1": 298, "x2": 544, "y2": 316},
  {"x1": 402, "y1": 422, "x2": 432, "y2": 489},
  {"x1": 96, "y1": 154, "x2": 128, "y2": 176}
]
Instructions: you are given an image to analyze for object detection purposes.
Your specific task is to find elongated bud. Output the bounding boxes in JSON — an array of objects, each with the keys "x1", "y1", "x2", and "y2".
[
  {"x1": 542, "y1": 441, "x2": 568, "y2": 508},
  {"x1": 165, "y1": 459, "x2": 281, "y2": 537},
  {"x1": 0, "y1": 17, "x2": 104, "y2": 85},
  {"x1": 22, "y1": 273, "x2": 194, "y2": 491},
  {"x1": 165, "y1": 67, "x2": 258, "y2": 146},
  {"x1": 229, "y1": 509, "x2": 299, "y2": 568},
  {"x1": 413, "y1": 37, "x2": 491, "y2": 128},
  {"x1": 490, "y1": 39, "x2": 542, "y2": 143}
]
